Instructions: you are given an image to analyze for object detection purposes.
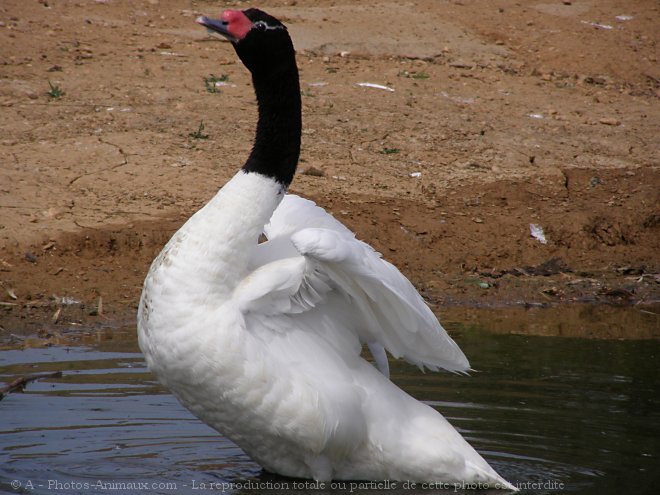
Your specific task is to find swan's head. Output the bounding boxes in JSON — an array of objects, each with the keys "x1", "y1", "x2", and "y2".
[{"x1": 197, "y1": 9, "x2": 294, "y2": 76}]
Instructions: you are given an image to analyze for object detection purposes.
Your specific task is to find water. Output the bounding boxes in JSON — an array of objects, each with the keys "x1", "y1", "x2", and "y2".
[{"x1": 1, "y1": 318, "x2": 659, "y2": 495}]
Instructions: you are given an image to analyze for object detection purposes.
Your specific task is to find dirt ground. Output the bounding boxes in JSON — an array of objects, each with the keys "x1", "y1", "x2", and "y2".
[{"x1": 0, "y1": 0, "x2": 658, "y2": 341}]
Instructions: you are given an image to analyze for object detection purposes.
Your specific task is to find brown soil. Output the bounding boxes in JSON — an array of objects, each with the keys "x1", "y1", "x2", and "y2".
[{"x1": 1, "y1": 0, "x2": 658, "y2": 340}]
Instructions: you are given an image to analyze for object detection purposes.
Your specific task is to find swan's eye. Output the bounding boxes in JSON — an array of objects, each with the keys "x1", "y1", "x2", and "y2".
[{"x1": 253, "y1": 20, "x2": 285, "y2": 33}]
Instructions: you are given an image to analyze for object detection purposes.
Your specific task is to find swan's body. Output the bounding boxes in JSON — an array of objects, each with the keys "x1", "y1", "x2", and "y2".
[{"x1": 138, "y1": 8, "x2": 514, "y2": 489}]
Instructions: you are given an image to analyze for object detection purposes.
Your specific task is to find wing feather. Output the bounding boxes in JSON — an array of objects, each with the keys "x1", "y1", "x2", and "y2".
[{"x1": 237, "y1": 194, "x2": 470, "y2": 374}]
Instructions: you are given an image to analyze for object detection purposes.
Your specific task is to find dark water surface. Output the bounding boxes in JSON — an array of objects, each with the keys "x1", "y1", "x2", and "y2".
[{"x1": 1, "y1": 313, "x2": 659, "y2": 494}]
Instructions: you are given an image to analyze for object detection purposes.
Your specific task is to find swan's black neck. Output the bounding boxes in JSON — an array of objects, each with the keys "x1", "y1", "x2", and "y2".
[{"x1": 242, "y1": 62, "x2": 301, "y2": 187}]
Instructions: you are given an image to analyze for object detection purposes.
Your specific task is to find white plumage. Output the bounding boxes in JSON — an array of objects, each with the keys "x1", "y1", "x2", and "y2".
[
  {"x1": 138, "y1": 171, "x2": 515, "y2": 489},
  {"x1": 140, "y1": 7, "x2": 515, "y2": 489}
]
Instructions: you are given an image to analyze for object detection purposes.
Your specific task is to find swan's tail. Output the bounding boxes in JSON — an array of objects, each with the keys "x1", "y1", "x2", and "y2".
[
  {"x1": 465, "y1": 460, "x2": 518, "y2": 491},
  {"x1": 387, "y1": 409, "x2": 518, "y2": 490}
]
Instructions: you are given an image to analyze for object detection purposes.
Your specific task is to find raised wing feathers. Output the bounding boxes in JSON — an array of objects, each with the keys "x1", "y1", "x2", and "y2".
[
  {"x1": 235, "y1": 256, "x2": 332, "y2": 315},
  {"x1": 237, "y1": 195, "x2": 470, "y2": 374},
  {"x1": 291, "y1": 229, "x2": 470, "y2": 373},
  {"x1": 264, "y1": 194, "x2": 353, "y2": 239}
]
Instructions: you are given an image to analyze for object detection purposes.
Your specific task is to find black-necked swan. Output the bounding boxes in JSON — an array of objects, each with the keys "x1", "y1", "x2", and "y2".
[{"x1": 137, "y1": 8, "x2": 515, "y2": 489}]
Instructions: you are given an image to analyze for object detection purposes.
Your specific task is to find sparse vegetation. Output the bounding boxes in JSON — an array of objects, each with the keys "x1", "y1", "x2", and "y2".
[
  {"x1": 204, "y1": 74, "x2": 229, "y2": 93},
  {"x1": 47, "y1": 81, "x2": 63, "y2": 99},
  {"x1": 189, "y1": 121, "x2": 209, "y2": 140},
  {"x1": 379, "y1": 147, "x2": 400, "y2": 155},
  {"x1": 398, "y1": 70, "x2": 429, "y2": 80}
]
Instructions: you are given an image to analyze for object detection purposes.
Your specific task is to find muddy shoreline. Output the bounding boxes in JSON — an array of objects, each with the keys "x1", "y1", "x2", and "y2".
[{"x1": 1, "y1": 215, "x2": 657, "y2": 344}]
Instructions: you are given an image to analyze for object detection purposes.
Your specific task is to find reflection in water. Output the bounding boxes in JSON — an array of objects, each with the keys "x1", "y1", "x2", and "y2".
[{"x1": 0, "y1": 320, "x2": 659, "y2": 494}]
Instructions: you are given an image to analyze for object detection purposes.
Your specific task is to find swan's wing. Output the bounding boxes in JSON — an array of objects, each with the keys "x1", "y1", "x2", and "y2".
[
  {"x1": 264, "y1": 194, "x2": 353, "y2": 239},
  {"x1": 248, "y1": 195, "x2": 350, "y2": 270},
  {"x1": 236, "y1": 196, "x2": 469, "y2": 374},
  {"x1": 293, "y1": 228, "x2": 469, "y2": 373}
]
